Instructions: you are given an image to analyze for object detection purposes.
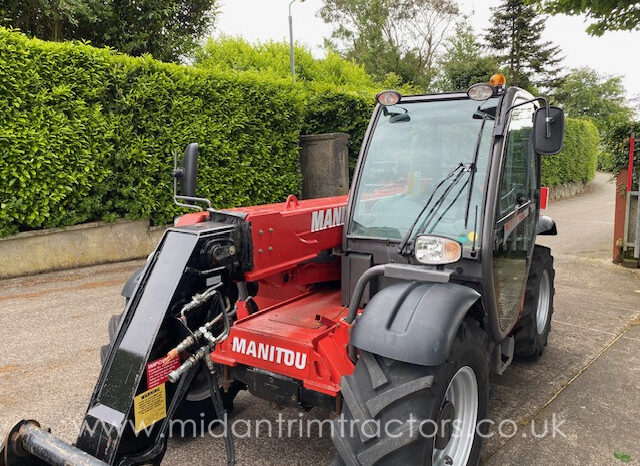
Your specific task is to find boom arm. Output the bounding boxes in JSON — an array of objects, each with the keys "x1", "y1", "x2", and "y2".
[{"x1": 223, "y1": 194, "x2": 347, "y2": 281}]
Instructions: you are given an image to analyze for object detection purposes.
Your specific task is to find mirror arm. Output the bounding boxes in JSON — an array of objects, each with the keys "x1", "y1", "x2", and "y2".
[
  {"x1": 172, "y1": 149, "x2": 213, "y2": 211},
  {"x1": 501, "y1": 96, "x2": 553, "y2": 138},
  {"x1": 174, "y1": 195, "x2": 213, "y2": 210},
  {"x1": 543, "y1": 99, "x2": 553, "y2": 138}
]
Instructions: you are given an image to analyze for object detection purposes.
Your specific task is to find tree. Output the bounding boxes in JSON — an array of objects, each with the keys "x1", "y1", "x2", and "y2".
[
  {"x1": 526, "y1": 0, "x2": 640, "y2": 35},
  {"x1": 554, "y1": 67, "x2": 633, "y2": 127},
  {"x1": 485, "y1": 0, "x2": 563, "y2": 91},
  {"x1": 437, "y1": 21, "x2": 500, "y2": 91},
  {"x1": 0, "y1": 0, "x2": 98, "y2": 40},
  {"x1": 0, "y1": 0, "x2": 219, "y2": 62},
  {"x1": 318, "y1": 0, "x2": 460, "y2": 90},
  {"x1": 630, "y1": 95, "x2": 640, "y2": 115},
  {"x1": 554, "y1": 67, "x2": 634, "y2": 170}
]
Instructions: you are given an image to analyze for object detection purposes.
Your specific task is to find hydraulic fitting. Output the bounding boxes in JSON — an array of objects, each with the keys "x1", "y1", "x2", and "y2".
[{"x1": 168, "y1": 346, "x2": 208, "y2": 383}]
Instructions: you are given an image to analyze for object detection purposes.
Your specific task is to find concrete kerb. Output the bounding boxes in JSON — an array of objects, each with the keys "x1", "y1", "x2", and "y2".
[{"x1": 0, "y1": 219, "x2": 168, "y2": 279}]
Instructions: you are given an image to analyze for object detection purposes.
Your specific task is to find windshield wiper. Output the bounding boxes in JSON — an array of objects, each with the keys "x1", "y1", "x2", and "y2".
[
  {"x1": 424, "y1": 114, "x2": 490, "y2": 237},
  {"x1": 396, "y1": 163, "x2": 465, "y2": 255},
  {"x1": 396, "y1": 111, "x2": 494, "y2": 256},
  {"x1": 397, "y1": 114, "x2": 492, "y2": 254},
  {"x1": 463, "y1": 114, "x2": 489, "y2": 228},
  {"x1": 426, "y1": 176, "x2": 472, "y2": 234},
  {"x1": 412, "y1": 165, "x2": 470, "y2": 240}
]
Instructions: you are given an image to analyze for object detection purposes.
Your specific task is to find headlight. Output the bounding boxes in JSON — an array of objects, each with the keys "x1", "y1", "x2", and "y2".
[{"x1": 414, "y1": 235, "x2": 462, "y2": 265}]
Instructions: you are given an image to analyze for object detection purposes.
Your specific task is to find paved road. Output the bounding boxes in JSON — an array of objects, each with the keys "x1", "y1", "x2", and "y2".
[
  {"x1": 1, "y1": 172, "x2": 639, "y2": 465},
  {"x1": 482, "y1": 172, "x2": 640, "y2": 465}
]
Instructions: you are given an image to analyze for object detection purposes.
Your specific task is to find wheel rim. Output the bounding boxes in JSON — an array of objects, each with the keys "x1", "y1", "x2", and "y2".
[
  {"x1": 432, "y1": 366, "x2": 478, "y2": 465},
  {"x1": 536, "y1": 269, "x2": 551, "y2": 334}
]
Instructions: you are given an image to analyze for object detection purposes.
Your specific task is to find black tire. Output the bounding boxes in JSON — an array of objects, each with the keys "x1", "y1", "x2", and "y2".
[
  {"x1": 100, "y1": 303, "x2": 241, "y2": 437},
  {"x1": 333, "y1": 318, "x2": 490, "y2": 466},
  {"x1": 99, "y1": 301, "x2": 128, "y2": 366},
  {"x1": 512, "y1": 245, "x2": 555, "y2": 359}
]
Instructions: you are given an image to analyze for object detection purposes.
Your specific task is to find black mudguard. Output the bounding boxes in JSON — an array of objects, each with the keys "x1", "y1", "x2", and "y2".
[
  {"x1": 350, "y1": 281, "x2": 481, "y2": 366},
  {"x1": 537, "y1": 215, "x2": 557, "y2": 235}
]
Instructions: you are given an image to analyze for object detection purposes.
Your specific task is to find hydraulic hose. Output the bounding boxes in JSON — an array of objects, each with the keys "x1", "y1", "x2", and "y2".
[
  {"x1": 344, "y1": 264, "x2": 386, "y2": 324},
  {"x1": 205, "y1": 357, "x2": 236, "y2": 465}
]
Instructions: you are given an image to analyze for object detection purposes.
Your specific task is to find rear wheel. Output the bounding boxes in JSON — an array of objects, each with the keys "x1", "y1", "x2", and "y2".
[
  {"x1": 333, "y1": 318, "x2": 489, "y2": 466},
  {"x1": 100, "y1": 303, "x2": 241, "y2": 436},
  {"x1": 512, "y1": 245, "x2": 555, "y2": 359}
]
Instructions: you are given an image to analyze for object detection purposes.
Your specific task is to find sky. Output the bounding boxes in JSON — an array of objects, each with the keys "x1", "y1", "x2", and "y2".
[{"x1": 214, "y1": 0, "x2": 640, "y2": 102}]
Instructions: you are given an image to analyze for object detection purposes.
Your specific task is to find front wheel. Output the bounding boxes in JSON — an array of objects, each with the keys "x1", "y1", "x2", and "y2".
[
  {"x1": 333, "y1": 318, "x2": 490, "y2": 465},
  {"x1": 512, "y1": 245, "x2": 555, "y2": 359}
]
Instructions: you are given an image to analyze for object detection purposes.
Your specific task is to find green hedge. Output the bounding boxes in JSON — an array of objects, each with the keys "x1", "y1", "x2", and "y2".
[
  {"x1": 195, "y1": 36, "x2": 389, "y2": 89},
  {"x1": 0, "y1": 30, "x2": 600, "y2": 238},
  {"x1": 541, "y1": 117, "x2": 599, "y2": 187},
  {"x1": 195, "y1": 37, "x2": 412, "y2": 172},
  {"x1": 0, "y1": 29, "x2": 302, "y2": 237},
  {"x1": 0, "y1": 32, "x2": 388, "y2": 238}
]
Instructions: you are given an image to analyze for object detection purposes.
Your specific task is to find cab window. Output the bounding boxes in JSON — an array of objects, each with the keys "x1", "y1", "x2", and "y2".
[
  {"x1": 492, "y1": 98, "x2": 537, "y2": 332},
  {"x1": 497, "y1": 101, "x2": 536, "y2": 219}
]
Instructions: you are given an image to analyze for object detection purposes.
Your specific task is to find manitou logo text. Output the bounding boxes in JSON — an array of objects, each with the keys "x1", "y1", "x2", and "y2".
[
  {"x1": 311, "y1": 206, "x2": 346, "y2": 232},
  {"x1": 231, "y1": 337, "x2": 307, "y2": 370}
]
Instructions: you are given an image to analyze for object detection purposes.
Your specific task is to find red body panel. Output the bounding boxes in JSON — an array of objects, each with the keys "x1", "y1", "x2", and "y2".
[
  {"x1": 228, "y1": 194, "x2": 348, "y2": 281},
  {"x1": 176, "y1": 194, "x2": 353, "y2": 397},
  {"x1": 175, "y1": 211, "x2": 209, "y2": 227},
  {"x1": 175, "y1": 195, "x2": 348, "y2": 282},
  {"x1": 628, "y1": 136, "x2": 635, "y2": 192},
  {"x1": 211, "y1": 289, "x2": 353, "y2": 396}
]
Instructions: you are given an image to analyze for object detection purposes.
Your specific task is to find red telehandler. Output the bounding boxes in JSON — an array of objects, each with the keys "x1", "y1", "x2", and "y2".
[{"x1": 1, "y1": 75, "x2": 564, "y2": 466}]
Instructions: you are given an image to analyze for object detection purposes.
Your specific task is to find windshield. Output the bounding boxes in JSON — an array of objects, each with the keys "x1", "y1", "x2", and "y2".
[{"x1": 349, "y1": 97, "x2": 498, "y2": 246}]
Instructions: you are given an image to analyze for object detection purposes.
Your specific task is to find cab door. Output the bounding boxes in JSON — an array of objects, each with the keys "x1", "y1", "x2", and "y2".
[{"x1": 491, "y1": 98, "x2": 538, "y2": 333}]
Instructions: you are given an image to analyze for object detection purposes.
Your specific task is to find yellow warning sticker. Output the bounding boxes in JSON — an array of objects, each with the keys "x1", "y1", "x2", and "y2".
[{"x1": 133, "y1": 383, "x2": 167, "y2": 433}]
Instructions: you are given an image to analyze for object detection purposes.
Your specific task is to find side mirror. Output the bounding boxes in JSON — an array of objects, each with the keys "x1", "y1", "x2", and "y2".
[
  {"x1": 174, "y1": 143, "x2": 199, "y2": 197},
  {"x1": 533, "y1": 106, "x2": 564, "y2": 156}
]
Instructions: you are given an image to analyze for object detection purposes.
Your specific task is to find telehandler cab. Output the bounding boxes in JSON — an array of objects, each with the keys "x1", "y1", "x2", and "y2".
[{"x1": 1, "y1": 74, "x2": 565, "y2": 466}]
